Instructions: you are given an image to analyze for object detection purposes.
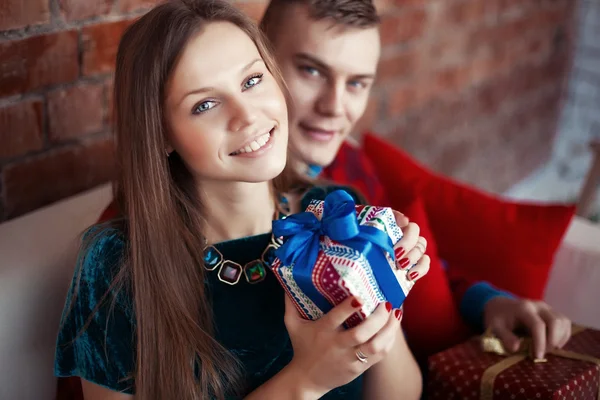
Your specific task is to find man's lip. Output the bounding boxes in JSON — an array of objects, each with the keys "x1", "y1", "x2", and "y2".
[
  {"x1": 230, "y1": 127, "x2": 275, "y2": 155},
  {"x1": 298, "y1": 123, "x2": 339, "y2": 135}
]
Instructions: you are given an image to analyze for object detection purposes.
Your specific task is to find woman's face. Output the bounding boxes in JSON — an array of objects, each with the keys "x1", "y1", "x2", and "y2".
[{"x1": 164, "y1": 22, "x2": 289, "y2": 185}]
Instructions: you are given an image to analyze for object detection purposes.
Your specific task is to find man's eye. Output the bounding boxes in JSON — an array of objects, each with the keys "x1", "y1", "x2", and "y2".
[
  {"x1": 193, "y1": 100, "x2": 217, "y2": 114},
  {"x1": 348, "y1": 80, "x2": 366, "y2": 89},
  {"x1": 301, "y1": 66, "x2": 320, "y2": 77}
]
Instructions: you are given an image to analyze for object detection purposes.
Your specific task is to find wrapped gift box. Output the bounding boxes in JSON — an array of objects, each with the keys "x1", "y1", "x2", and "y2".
[
  {"x1": 271, "y1": 189, "x2": 413, "y2": 328},
  {"x1": 427, "y1": 326, "x2": 600, "y2": 400}
]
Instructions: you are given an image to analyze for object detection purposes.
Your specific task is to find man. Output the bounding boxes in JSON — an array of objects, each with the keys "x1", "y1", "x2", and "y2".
[{"x1": 259, "y1": 0, "x2": 572, "y2": 361}]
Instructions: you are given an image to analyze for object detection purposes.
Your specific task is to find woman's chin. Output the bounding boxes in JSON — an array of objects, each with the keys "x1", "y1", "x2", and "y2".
[{"x1": 239, "y1": 162, "x2": 286, "y2": 183}]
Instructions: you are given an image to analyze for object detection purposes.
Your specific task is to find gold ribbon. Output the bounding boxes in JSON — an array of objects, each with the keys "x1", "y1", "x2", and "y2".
[{"x1": 480, "y1": 325, "x2": 600, "y2": 400}]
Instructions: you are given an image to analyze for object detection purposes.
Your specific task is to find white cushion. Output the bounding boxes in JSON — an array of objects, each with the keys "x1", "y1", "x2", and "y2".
[
  {"x1": 0, "y1": 184, "x2": 112, "y2": 400},
  {"x1": 543, "y1": 216, "x2": 600, "y2": 329}
]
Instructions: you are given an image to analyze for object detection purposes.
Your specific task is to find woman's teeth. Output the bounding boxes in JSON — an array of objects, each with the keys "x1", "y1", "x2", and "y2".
[{"x1": 234, "y1": 132, "x2": 271, "y2": 154}]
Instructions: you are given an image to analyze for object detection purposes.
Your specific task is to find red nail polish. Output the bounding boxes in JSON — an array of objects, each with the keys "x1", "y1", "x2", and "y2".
[
  {"x1": 409, "y1": 271, "x2": 419, "y2": 280},
  {"x1": 394, "y1": 248, "x2": 405, "y2": 259},
  {"x1": 351, "y1": 298, "x2": 363, "y2": 308},
  {"x1": 398, "y1": 258, "x2": 410, "y2": 269},
  {"x1": 385, "y1": 302, "x2": 392, "y2": 312},
  {"x1": 395, "y1": 309, "x2": 403, "y2": 320}
]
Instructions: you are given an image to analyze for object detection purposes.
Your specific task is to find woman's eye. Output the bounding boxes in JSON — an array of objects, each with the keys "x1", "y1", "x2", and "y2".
[
  {"x1": 193, "y1": 100, "x2": 217, "y2": 114},
  {"x1": 243, "y1": 74, "x2": 263, "y2": 90}
]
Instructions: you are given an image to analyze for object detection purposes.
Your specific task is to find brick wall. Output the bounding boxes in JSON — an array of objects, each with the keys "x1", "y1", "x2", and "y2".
[{"x1": 0, "y1": 0, "x2": 576, "y2": 222}]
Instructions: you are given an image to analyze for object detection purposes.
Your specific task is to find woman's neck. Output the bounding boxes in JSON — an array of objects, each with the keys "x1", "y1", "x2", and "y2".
[{"x1": 199, "y1": 180, "x2": 276, "y2": 244}]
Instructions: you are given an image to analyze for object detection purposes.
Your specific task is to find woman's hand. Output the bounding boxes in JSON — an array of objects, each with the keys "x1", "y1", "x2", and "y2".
[
  {"x1": 284, "y1": 294, "x2": 403, "y2": 397},
  {"x1": 392, "y1": 211, "x2": 430, "y2": 283}
]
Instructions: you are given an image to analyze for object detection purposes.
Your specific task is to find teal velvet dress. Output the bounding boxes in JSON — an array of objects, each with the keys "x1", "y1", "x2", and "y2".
[{"x1": 55, "y1": 186, "x2": 363, "y2": 398}]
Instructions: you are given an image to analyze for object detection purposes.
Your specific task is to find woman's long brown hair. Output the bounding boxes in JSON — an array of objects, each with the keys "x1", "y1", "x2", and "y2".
[{"x1": 76, "y1": 0, "x2": 303, "y2": 398}]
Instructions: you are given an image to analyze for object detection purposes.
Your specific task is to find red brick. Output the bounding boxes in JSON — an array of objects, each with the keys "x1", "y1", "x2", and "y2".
[
  {"x1": 235, "y1": 2, "x2": 268, "y2": 23},
  {"x1": 474, "y1": 76, "x2": 512, "y2": 116},
  {"x1": 530, "y1": 5, "x2": 570, "y2": 32},
  {"x1": 474, "y1": 64, "x2": 552, "y2": 117},
  {"x1": 439, "y1": 0, "x2": 486, "y2": 28},
  {"x1": 373, "y1": 0, "x2": 394, "y2": 14},
  {"x1": 495, "y1": 0, "x2": 527, "y2": 16},
  {"x1": 387, "y1": 83, "x2": 423, "y2": 116},
  {"x1": 419, "y1": 95, "x2": 475, "y2": 137},
  {"x1": 0, "y1": 0, "x2": 50, "y2": 30},
  {"x1": 3, "y1": 137, "x2": 116, "y2": 219},
  {"x1": 431, "y1": 64, "x2": 472, "y2": 94},
  {"x1": 469, "y1": 50, "x2": 511, "y2": 85},
  {"x1": 468, "y1": 17, "x2": 529, "y2": 58},
  {"x1": 498, "y1": 16, "x2": 531, "y2": 42},
  {"x1": 377, "y1": 49, "x2": 421, "y2": 82},
  {"x1": 380, "y1": 9, "x2": 428, "y2": 45},
  {"x1": 429, "y1": 32, "x2": 471, "y2": 68},
  {"x1": 506, "y1": 32, "x2": 552, "y2": 67},
  {"x1": 119, "y1": 0, "x2": 161, "y2": 12},
  {"x1": 59, "y1": 0, "x2": 112, "y2": 21},
  {"x1": 47, "y1": 83, "x2": 105, "y2": 142},
  {"x1": 388, "y1": 98, "x2": 479, "y2": 177},
  {"x1": 0, "y1": 31, "x2": 79, "y2": 97},
  {"x1": 82, "y1": 19, "x2": 134, "y2": 76},
  {"x1": 0, "y1": 99, "x2": 44, "y2": 159}
]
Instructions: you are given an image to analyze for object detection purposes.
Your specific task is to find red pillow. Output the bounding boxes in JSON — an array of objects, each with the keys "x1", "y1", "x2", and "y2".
[
  {"x1": 363, "y1": 133, "x2": 575, "y2": 300},
  {"x1": 400, "y1": 198, "x2": 471, "y2": 358}
]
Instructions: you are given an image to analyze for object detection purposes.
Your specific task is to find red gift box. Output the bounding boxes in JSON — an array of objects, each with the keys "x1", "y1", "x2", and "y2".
[{"x1": 427, "y1": 326, "x2": 600, "y2": 400}]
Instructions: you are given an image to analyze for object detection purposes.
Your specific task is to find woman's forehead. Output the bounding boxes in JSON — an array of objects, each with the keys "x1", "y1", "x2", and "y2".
[{"x1": 166, "y1": 22, "x2": 263, "y2": 103}]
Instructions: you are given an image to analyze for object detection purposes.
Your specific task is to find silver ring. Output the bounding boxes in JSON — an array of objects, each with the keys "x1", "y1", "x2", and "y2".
[{"x1": 355, "y1": 349, "x2": 368, "y2": 363}]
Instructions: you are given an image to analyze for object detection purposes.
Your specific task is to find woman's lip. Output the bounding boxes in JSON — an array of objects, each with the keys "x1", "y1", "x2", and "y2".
[
  {"x1": 230, "y1": 127, "x2": 275, "y2": 158},
  {"x1": 230, "y1": 127, "x2": 275, "y2": 155},
  {"x1": 231, "y1": 128, "x2": 273, "y2": 154}
]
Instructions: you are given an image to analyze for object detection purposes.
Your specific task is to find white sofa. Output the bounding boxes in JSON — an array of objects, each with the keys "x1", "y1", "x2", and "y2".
[{"x1": 0, "y1": 184, "x2": 599, "y2": 400}]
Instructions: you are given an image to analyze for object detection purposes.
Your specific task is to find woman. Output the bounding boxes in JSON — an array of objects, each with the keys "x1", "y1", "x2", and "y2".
[{"x1": 54, "y1": 0, "x2": 429, "y2": 398}]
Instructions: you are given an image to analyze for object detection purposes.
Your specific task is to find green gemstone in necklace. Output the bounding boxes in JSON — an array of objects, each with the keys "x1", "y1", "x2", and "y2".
[{"x1": 244, "y1": 260, "x2": 267, "y2": 284}]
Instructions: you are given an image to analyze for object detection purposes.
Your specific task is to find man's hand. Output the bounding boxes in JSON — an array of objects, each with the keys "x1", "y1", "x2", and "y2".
[{"x1": 484, "y1": 297, "x2": 572, "y2": 360}]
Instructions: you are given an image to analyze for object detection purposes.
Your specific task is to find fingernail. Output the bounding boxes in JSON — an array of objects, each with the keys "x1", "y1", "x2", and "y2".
[
  {"x1": 409, "y1": 271, "x2": 419, "y2": 280},
  {"x1": 394, "y1": 309, "x2": 403, "y2": 320},
  {"x1": 398, "y1": 258, "x2": 410, "y2": 269},
  {"x1": 351, "y1": 298, "x2": 363, "y2": 308},
  {"x1": 385, "y1": 302, "x2": 392, "y2": 312},
  {"x1": 394, "y1": 248, "x2": 406, "y2": 259}
]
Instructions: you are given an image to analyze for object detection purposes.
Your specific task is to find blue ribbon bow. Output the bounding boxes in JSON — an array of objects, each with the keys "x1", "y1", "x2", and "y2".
[{"x1": 272, "y1": 190, "x2": 406, "y2": 313}]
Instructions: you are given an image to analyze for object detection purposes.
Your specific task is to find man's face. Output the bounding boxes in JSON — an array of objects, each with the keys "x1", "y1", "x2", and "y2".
[{"x1": 268, "y1": 4, "x2": 381, "y2": 168}]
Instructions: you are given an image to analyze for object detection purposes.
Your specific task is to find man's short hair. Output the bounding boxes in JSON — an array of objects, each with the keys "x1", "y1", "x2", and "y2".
[{"x1": 261, "y1": 0, "x2": 380, "y2": 39}]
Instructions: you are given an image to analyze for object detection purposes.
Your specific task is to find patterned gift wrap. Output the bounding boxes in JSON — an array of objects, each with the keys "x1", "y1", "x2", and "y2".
[
  {"x1": 427, "y1": 326, "x2": 600, "y2": 400},
  {"x1": 271, "y1": 189, "x2": 413, "y2": 328}
]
